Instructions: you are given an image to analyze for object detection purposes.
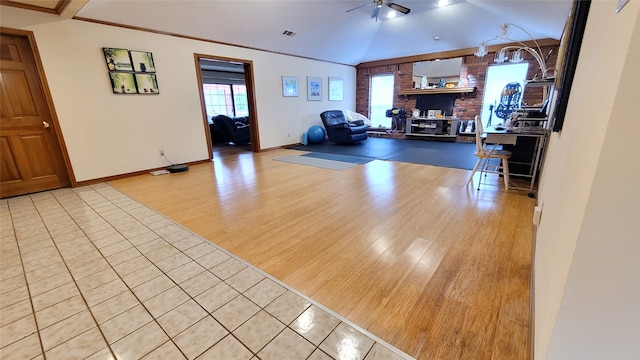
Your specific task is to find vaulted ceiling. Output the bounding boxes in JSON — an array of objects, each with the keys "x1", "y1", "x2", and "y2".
[{"x1": 4, "y1": 0, "x2": 574, "y2": 66}]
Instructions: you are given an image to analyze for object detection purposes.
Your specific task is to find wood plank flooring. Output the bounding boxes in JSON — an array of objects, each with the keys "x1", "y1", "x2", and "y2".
[{"x1": 109, "y1": 145, "x2": 535, "y2": 360}]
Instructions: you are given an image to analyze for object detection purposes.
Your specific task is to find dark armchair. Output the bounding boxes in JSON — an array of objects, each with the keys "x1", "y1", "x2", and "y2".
[
  {"x1": 211, "y1": 115, "x2": 250, "y2": 145},
  {"x1": 320, "y1": 110, "x2": 368, "y2": 144}
]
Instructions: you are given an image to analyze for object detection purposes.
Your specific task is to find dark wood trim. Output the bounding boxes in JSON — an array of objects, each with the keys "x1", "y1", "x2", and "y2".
[
  {"x1": 260, "y1": 143, "x2": 301, "y2": 152},
  {"x1": 75, "y1": 159, "x2": 211, "y2": 187},
  {"x1": 357, "y1": 39, "x2": 561, "y2": 68},
  {"x1": 243, "y1": 61, "x2": 260, "y2": 152},
  {"x1": 1, "y1": 0, "x2": 58, "y2": 14},
  {"x1": 55, "y1": 0, "x2": 71, "y2": 14},
  {"x1": 193, "y1": 55, "x2": 214, "y2": 161},
  {"x1": 194, "y1": 54, "x2": 261, "y2": 157},
  {"x1": 1, "y1": 27, "x2": 77, "y2": 187},
  {"x1": 74, "y1": 17, "x2": 354, "y2": 68},
  {"x1": 0, "y1": 0, "x2": 70, "y2": 14}
]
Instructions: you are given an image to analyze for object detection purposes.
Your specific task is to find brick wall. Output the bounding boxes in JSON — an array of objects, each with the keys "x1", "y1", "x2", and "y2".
[{"x1": 356, "y1": 45, "x2": 558, "y2": 121}]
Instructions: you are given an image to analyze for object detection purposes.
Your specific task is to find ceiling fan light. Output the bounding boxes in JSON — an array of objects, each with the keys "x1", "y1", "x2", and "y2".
[
  {"x1": 510, "y1": 49, "x2": 524, "y2": 63},
  {"x1": 494, "y1": 49, "x2": 508, "y2": 63},
  {"x1": 474, "y1": 44, "x2": 487, "y2": 57}
]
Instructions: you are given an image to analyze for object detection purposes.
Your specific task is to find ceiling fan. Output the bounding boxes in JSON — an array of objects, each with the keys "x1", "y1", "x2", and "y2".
[{"x1": 346, "y1": 0, "x2": 411, "y2": 21}]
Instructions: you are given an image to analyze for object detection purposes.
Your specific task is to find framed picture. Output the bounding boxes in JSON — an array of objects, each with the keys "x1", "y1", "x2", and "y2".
[
  {"x1": 282, "y1": 76, "x2": 299, "y2": 97},
  {"x1": 427, "y1": 110, "x2": 442, "y2": 119},
  {"x1": 135, "y1": 73, "x2": 159, "y2": 94},
  {"x1": 130, "y1": 50, "x2": 156, "y2": 73},
  {"x1": 103, "y1": 48, "x2": 133, "y2": 71},
  {"x1": 109, "y1": 72, "x2": 137, "y2": 94},
  {"x1": 307, "y1": 76, "x2": 322, "y2": 101},
  {"x1": 328, "y1": 77, "x2": 343, "y2": 101}
]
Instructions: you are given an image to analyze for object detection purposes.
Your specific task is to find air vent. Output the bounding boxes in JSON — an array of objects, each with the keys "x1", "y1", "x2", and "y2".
[{"x1": 282, "y1": 30, "x2": 296, "y2": 37}]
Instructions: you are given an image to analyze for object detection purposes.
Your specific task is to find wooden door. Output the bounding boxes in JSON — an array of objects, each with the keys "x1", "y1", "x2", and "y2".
[{"x1": 1, "y1": 31, "x2": 70, "y2": 198}]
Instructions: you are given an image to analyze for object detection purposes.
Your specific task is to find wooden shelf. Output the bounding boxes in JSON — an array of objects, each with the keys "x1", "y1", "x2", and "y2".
[
  {"x1": 398, "y1": 87, "x2": 476, "y2": 96},
  {"x1": 405, "y1": 133, "x2": 457, "y2": 138},
  {"x1": 405, "y1": 117, "x2": 459, "y2": 138},
  {"x1": 524, "y1": 79, "x2": 556, "y2": 87}
]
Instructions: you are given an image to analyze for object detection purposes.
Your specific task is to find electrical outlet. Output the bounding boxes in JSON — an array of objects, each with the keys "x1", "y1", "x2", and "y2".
[
  {"x1": 533, "y1": 205, "x2": 543, "y2": 226},
  {"x1": 159, "y1": 149, "x2": 164, "y2": 157}
]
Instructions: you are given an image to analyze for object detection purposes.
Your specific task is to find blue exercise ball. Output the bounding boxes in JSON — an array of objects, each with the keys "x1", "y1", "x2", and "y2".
[{"x1": 307, "y1": 125, "x2": 325, "y2": 144}]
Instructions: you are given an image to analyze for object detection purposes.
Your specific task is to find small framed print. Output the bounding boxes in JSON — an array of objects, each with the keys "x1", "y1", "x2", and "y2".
[
  {"x1": 103, "y1": 48, "x2": 133, "y2": 71},
  {"x1": 130, "y1": 50, "x2": 156, "y2": 73},
  {"x1": 328, "y1": 77, "x2": 343, "y2": 101},
  {"x1": 135, "y1": 73, "x2": 159, "y2": 94},
  {"x1": 427, "y1": 110, "x2": 441, "y2": 119},
  {"x1": 282, "y1": 76, "x2": 299, "y2": 97},
  {"x1": 307, "y1": 76, "x2": 322, "y2": 101},
  {"x1": 109, "y1": 72, "x2": 137, "y2": 94}
]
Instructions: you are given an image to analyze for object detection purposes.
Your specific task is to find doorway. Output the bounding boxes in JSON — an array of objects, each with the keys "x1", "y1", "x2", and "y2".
[
  {"x1": 1, "y1": 29, "x2": 72, "y2": 198},
  {"x1": 194, "y1": 55, "x2": 260, "y2": 160}
]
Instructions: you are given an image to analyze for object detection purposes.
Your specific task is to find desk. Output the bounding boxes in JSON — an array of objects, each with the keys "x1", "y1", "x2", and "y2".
[{"x1": 484, "y1": 127, "x2": 549, "y2": 197}]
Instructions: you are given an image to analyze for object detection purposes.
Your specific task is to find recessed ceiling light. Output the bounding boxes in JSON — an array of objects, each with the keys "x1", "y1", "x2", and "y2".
[
  {"x1": 433, "y1": 36, "x2": 440, "y2": 41},
  {"x1": 437, "y1": 0, "x2": 450, "y2": 7}
]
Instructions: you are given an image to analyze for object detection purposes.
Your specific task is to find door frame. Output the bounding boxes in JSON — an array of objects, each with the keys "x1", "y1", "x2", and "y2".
[
  {"x1": 194, "y1": 53, "x2": 260, "y2": 159},
  {"x1": 1, "y1": 27, "x2": 76, "y2": 187}
]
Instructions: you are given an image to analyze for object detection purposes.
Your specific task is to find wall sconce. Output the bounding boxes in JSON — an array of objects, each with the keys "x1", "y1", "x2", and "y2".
[{"x1": 475, "y1": 23, "x2": 557, "y2": 81}]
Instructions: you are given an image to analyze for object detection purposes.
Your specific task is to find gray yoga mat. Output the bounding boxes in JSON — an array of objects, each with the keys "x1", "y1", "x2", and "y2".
[{"x1": 273, "y1": 155, "x2": 359, "y2": 171}]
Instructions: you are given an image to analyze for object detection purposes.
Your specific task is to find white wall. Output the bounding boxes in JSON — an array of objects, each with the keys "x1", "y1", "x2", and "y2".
[
  {"x1": 0, "y1": 6, "x2": 356, "y2": 182},
  {"x1": 534, "y1": 1, "x2": 640, "y2": 358}
]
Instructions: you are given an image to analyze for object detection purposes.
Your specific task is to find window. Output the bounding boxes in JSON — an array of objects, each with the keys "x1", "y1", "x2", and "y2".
[
  {"x1": 202, "y1": 83, "x2": 248, "y2": 121},
  {"x1": 232, "y1": 85, "x2": 248, "y2": 117},
  {"x1": 370, "y1": 74, "x2": 394, "y2": 128},
  {"x1": 480, "y1": 63, "x2": 528, "y2": 128}
]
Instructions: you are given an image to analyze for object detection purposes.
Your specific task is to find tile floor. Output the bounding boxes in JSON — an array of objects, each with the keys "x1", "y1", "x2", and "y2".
[{"x1": 0, "y1": 184, "x2": 413, "y2": 360}]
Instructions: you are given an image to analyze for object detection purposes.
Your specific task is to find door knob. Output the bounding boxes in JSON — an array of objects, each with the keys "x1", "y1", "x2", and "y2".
[{"x1": 43, "y1": 121, "x2": 50, "y2": 128}]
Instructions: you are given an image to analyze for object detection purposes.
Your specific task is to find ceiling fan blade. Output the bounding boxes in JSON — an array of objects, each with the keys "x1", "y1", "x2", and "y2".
[
  {"x1": 387, "y1": 2, "x2": 411, "y2": 14},
  {"x1": 370, "y1": 5, "x2": 381, "y2": 19},
  {"x1": 345, "y1": 3, "x2": 372, "y2": 12}
]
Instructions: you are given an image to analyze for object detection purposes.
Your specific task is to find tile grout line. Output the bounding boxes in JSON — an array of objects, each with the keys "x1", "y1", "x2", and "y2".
[
  {"x1": 33, "y1": 190, "x2": 118, "y2": 359},
  {"x1": 99, "y1": 183, "x2": 416, "y2": 360},
  {"x1": 85, "y1": 186, "x2": 244, "y2": 358},
  {"x1": 86, "y1": 184, "x2": 314, "y2": 358},
  {"x1": 2, "y1": 184, "x2": 414, "y2": 360},
  {"x1": 53, "y1": 186, "x2": 190, "y2": 359},
  {"x1": 5, "y1": 196, "x2": 47, "y2": 359}
]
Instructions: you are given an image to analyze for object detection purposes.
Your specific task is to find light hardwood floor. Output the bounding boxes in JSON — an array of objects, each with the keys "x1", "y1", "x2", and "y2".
[{"x1": 109, "y1": 146, "x2": 535, "y2": 360}]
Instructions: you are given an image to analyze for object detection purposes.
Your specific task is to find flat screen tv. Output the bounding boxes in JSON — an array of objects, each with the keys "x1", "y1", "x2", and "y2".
[{"x1": 415, "y1": 93, "x2": 457, "y2": 117}]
